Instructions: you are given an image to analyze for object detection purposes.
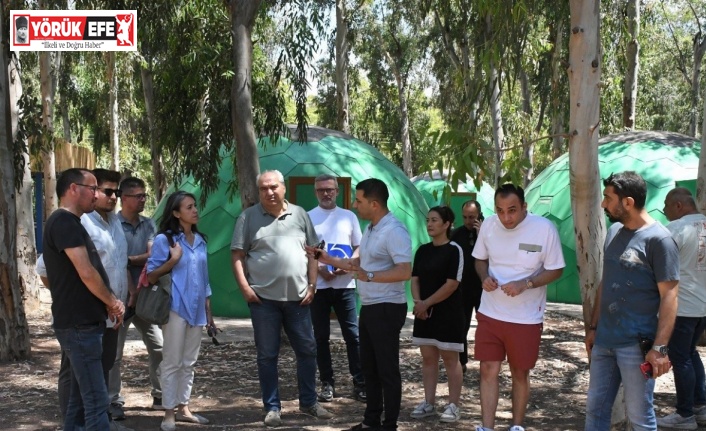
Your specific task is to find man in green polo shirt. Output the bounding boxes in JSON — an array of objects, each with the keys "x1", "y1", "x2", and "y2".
[{"x1": 231, "y1": 170, "x2": 333, "y2": 427}]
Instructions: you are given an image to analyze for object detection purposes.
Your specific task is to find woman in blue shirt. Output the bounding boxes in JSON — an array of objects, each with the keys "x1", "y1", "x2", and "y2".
[{"x1": 147, "y1": 191, "x2": 215, "y2": 431}]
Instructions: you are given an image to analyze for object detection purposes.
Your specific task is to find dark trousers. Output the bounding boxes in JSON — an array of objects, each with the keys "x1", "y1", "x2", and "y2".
[
  {"x1": 359, "y1": 303, "x2": 407, "y2": 430},
  {"x1": 460, "y1": 287, "x2": 481, "y2": 365},
  {"x1": 310, "y1": 288, "x2": 364, "y2": 387},
  {"x1": 58, "y1": 325, "x2": 120, "y2": 420},
  {"x1": 669, "y1": 316, "x2": 706, "y2": 417}
]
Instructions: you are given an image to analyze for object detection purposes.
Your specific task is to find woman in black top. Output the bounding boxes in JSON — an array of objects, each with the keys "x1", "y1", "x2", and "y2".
[{"x1": 410, "y1": 206, "x2": 464, "y2": 423}]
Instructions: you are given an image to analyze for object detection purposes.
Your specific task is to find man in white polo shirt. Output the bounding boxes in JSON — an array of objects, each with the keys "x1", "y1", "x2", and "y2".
[{"x1": 472, "y1": 183, "x2": 565, "y2": 431}]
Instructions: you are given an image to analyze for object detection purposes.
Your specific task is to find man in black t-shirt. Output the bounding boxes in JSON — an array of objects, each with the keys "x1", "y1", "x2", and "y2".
[
  {"x1": 43, "y1": 168, "x2": 125, "y2": 431},
  {"x1": 450, "y1": 200, "x2": 484, "y2": 372}
]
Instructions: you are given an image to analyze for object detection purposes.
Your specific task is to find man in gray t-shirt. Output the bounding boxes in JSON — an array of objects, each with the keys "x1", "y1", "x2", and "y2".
[
  {"x1": 231, "y1": 170, "x2": 332, "y2": 427},
  {"x1": 109, "y1": 176, "x2": 164, "y2": 418},
  {"x1": 585, "y1": 171, "x2": 679, "y2": 430}
]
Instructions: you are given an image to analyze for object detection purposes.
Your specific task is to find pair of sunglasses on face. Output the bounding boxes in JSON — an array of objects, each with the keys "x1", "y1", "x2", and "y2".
[{"x1": 101, "y1": 188, "x2": 122, "y2": 198}]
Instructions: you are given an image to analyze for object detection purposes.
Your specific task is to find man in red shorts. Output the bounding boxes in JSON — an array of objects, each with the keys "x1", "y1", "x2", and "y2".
[{"x1": 472, "y1": 184, "x2": 565, "y2": 431}]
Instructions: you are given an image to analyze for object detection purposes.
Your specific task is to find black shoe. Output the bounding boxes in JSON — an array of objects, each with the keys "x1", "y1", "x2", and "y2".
[
  {"x1": 109, "y1": 403, "x2": 125, "y2": 421},
  {"x1": 353, "y1": 385, "x2": 366, "y2": 402},
  {"x1": 318, "y1": 382, "x2": 334, "y2": 402},
  {"x1": 151, "y1": 397, "x2": 165, "y2": 410},
  {"x1": 344, "y1": 423, "x2": 379, "y2": 431}
]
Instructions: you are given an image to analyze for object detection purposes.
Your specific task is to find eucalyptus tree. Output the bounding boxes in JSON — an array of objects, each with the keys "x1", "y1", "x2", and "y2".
[
  {"x1": 422, "y1": 0, "x2": 561, "y2": 186},
  {"x1": 622, "y1": 0, "x2": 640, "y2": 130},
  {"x1": 0, "y1": 0, "x2": 32, "y2": 360},
  {"x1": 358, "y1": 0, "x2": 428, "y2": 177},
  {"x1": 182, "y1": 0, "x2": 320, "y2": 207}
]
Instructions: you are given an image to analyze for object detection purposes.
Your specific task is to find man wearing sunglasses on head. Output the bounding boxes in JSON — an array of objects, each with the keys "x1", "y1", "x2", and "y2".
[{"x1": 110, "y1": 177, "x2": 165, "y2": 419}]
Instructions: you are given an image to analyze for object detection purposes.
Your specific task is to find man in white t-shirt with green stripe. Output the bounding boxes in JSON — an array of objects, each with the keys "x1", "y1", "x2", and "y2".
[{"x1": 472, "y1": 183, "x2": 565, "y2": 431}]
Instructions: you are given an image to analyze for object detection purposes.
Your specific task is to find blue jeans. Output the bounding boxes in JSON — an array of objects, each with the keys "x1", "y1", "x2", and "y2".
[
  {"x1": 669, "y1": 316, "x2": 706, "y2": 417},
  {"x1": 310, "y1": 288, "x2": 364, "y2": 387},
  {"x1": 585, "y1": 343, "x2": 656, "y2": 431},
  {"x1": 249, "y1": 299, "x2": 317, "y2": 411},
  {"x1": 54, "y1": 322, "x2": 110, "y2": 431}
]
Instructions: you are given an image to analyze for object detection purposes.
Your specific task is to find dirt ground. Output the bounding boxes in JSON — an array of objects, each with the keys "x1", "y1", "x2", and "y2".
[{"x1": 0, "y1": 304, "x2": 700, "y2": 431}]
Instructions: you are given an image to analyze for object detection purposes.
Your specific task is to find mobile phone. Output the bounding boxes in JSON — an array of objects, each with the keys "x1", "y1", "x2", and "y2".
[
  {"x1": 314, "y1": 240, "x2": 325, "y2": 259},
  {"x1": 640, "y1": 361, "x2": 653, "y2": 378}
]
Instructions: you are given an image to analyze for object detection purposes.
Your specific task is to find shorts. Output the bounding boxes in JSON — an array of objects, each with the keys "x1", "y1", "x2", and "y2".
[{"x1": 474, "y1": 312, "x2": 543, "y2": 370}]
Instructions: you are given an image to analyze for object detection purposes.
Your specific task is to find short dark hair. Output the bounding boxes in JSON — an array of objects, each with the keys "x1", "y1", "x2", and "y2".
[
  {"x1": 603, "y1": 171, "x2": 647, "y2": 209},
  {"x1": 429, "y1": 205, "x2": 455, "y2": 238},
  {"x1": 56, "y1": 168, "x2": 91, "y2": 198},
  {"x1": 356, "y1": 178, "x2": 389, "y2": 207},
  {"x1": 119, "y1": 176, "x2": 145, "y2": 191},
  {"x1": 92, "y1": 169, "x2": 121, "y2": 186},
  {"x1": 314, "y1": 174, "x2": 338, "y2": 187},
  {"x1": 494, "y1": 183, "x2": 525, "y2": 205}
]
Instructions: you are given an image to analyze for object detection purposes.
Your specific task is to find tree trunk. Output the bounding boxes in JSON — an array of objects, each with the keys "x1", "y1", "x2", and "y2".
[
  {"x1": 60, "y1": 99, "x2": 71, "y2": 142},
  {"x1": 0, "y1": 3, "x2": 31, "y2": 360},
  {"x1": 107, "y1": 52, "x2": 119, "y2": 171},
  {"x1": 689, "y1": 35, "x2": 706, "y2": 137},
  {"x1": 395, "y1": 75, "x2": 412, "y2": 178},
  {"x1": 698, "y1": 78, "x2": 706, "y2": 214},
  {"x1": 551, "y1": 20, "x2": 566, "y2": 160},
  {"x1": 141, "y1": 65, "x2": 166, "y2": 201},
  {"x1": 521, "y1": 70, "x2": 534, "y2": 187},
  {"x1": 486, "y1": 14, "x2": 505, "y2": 185},
  {"x1": 10, "y1": 56, "x2": 40, "y2": 311},
  {"x1": 229, "y1": 0, "x2": 263, "y2": 209},
  {"x1": 622, "y1": 0, "x2": 639, "y2": 130},
  {"x1": 335, "y1": 0, "x2": 349, "y2": 134},
  {"x1": 489, "y1": 63, "x2": 504, "y2": 185},
  {"x1": 40, "y1": 51, "x2": 57, "y2": 220},
  {"x1": 569, "y1": 0, "x2": 626, "y2": 428}
]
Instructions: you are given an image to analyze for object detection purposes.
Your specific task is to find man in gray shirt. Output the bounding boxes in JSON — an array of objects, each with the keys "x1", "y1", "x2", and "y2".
[
  {"x1": 110, "y1": 177, "x2": 164, "y2": 419},
  {"x1": 231, "y1": 170, "x2": 333, "y2": 427},
  {"x1": 657, "y1": 187, "x2": 706, "y2": 429},
  {"x1": 307, "y1": 178, "x2": 412, "y2": 431}
]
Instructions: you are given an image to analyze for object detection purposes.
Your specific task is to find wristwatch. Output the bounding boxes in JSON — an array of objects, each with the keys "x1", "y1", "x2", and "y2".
[
  {"x1": 652, "y1": 344, "x2": 668, "y2": 356},
  {"x1": 525, "y1": 278, "x2": 534, "y2": 289},
  {"x1": 366, "y1": 272, "x2": 375, "y2": 282}
]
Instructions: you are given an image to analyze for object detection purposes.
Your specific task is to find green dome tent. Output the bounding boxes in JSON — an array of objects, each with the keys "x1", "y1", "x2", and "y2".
[
  {"x1": 525, "y1": 131, "x2": 700, "y2": 304},
  {"x1": 411, "y1": 171, "x2": 496, "y2": 224},
  {"x1": 158, "y1": 126, "x2": 430, "y2": 317}
]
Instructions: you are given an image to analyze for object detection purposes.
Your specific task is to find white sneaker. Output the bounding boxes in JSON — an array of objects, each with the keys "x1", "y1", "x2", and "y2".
[
  {"x1": 508, "y1": 426, "x2": 525, "y2": 431},
  {"x1": 264, "y1": 409, "x2": 282, "y2": 427},
  {"x1": 657, "y1": 412, "x2": 697, "y2": 430},
  {"x1": 410, "y1": 400, "x2": 436, "y2": 418},
  {"x1": 439, "y1": 403, "x2": 460, "y2": 422},
  {"x1": 475, "y1": 426, "x2": 494, "y2": 431}
]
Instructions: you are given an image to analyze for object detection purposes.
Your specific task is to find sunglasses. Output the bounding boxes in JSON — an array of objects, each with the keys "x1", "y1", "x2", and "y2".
[
  {"x1": 123, "y1": 193, "x2": 148, "y2": 200},
  {"x1": 99, "y1": 188, "x2": 122, "y2": 198}
]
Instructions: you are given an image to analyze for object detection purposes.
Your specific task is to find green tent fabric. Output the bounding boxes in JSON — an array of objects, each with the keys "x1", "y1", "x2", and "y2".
[
  {"x1": 525, "y1": 131, "x2": 700, "y2": 304},
  {"x1": 411, "y1": 171, "x2": 496, "y2": 224},
  {"x1": 156, "y1": 126, "x2": 430, "y2": 317}
]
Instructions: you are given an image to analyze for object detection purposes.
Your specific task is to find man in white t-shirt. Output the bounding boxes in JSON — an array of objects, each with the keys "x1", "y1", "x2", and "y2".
[
  {"x1": 472, "y1": 183, "x2": 565, "y2": 431},
  {"x1": 308, "y1": 174, "x2": 366, "y2": 404},
  {"x1": 657, "y1": 187, "x2": 706, "y2": 429}
]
